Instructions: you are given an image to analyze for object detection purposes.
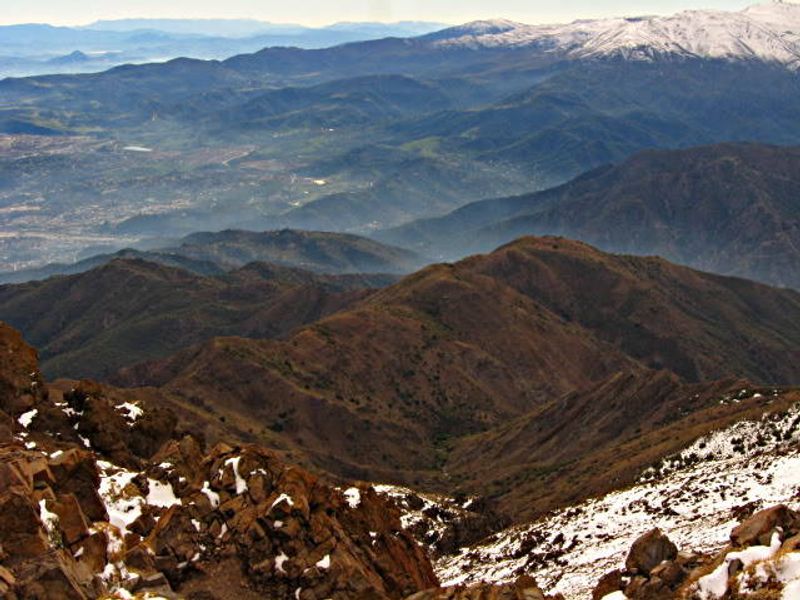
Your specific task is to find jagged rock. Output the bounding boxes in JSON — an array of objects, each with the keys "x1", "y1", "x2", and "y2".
[
  {"x1": 0, "y1": 459, "x2": 31, "y2": 493},
  {"x1": 74, "y1": 529, "x2": 109, "y2": 575},
  {"x1": 624, "y1": 575, "x2": 671, "y2": 600},
  {"x1": 0, "y1": 323, "x2": 45, "y2": 415},
  {"x1": 624, "y1": 529, "x2": 678, "y2": 575},
  {"x1": 48, "y1": 449, "x2": 106, "y2": 522},
  {"x1": 592, "y1": 569, "x2": 624, "y2": 599},
  {"x1": 64, "y1": 381, "x2": 178, "y2": 467},
  {"x1": 148, "y1": 506, "x2": 199, "y2": 563},
  {"x1": 130, "y1": 506, "x2": 159, "y2": 538},
  {"x1": 649, "y1": 560, "x2": 685, "y2": 587},
  {"x1": 50, "y1": 493, "x2": 90, "y2": 546},
  {"x1": 14, "y1": 553, "x2": 89, "y2": 600},
  {"x1": 0, "y1": 490, "x2": 50, "y2": 563},
  {"x1": 730, "y1": 504, "x2": 800, "y2": 547}
]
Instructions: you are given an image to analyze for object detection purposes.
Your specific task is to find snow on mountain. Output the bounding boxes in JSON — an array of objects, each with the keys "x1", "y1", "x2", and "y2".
[
  {"x1": 423, "y1": 19, "x2": 523, "y2": 41},
  {"x1": 432, "y1": 393, "x2": 800, "y2": 599},
  {"x1": 430, "y1": 3, "x2": 800, "y2": 68}
]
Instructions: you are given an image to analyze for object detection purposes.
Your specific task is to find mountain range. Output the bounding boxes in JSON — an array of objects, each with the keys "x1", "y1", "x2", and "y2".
[
  {"x1": 0, "y1": 258, "x2": 395, "y2": 379},
  {"x1": 427, "y1": 2, "x2": 800, "y2": 67},
  {"x1": 4, "y1": 4, "x2": 800, "y2": 270},
  {"x1": 0, "y1": 20, "x2": 446, "y2": 78},
  {"x1": 102, "y1": 238, "x2": 800, "y2": 516},
  {"x1": 0, "y1": 229, "x2": 423, "y2": 285},
  {"x1": 379, "y1": 142, "x2": 800, "y2": 289}
]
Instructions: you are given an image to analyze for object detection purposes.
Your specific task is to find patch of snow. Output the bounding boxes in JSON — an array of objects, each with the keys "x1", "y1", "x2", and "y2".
[
  {"x1": 343, "y1": 487, "x2": 361, "y2": 509},
  {"x1": 38, "y1": 499, "x2": 60, "y2": 546},
  {"x1": 697, "y1": 532, "x2": 781, "y2": 600},
  {"x1": 201, "y1": 481, "x2": 220, "y2": 508},
  {"x1": 146, "y1": 478, "x2": 180, "y2": 508},
  {"x1": 276, "y1": 552, "x2": 289, "y2": 574},
  {"x1": 271, "y1": 493, "x2": 295, "y2": 511},
  {"x1": 18, "y1": 408, "x2": 37, "y2": 428},
  {"x1": 115, "y1": 402, "x2": 143, "y2": 424},
  {"x1": 436, "y1": 403, "x2": 800, "y2": 598},
  {"x1": 224, "y1": 456, "x2": 248, "y2": 495},
  {"x1": 97, "y1": 460, "x2": 144, "y2": 533}
]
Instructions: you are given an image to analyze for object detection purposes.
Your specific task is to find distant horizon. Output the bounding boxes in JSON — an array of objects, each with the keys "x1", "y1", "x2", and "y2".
[
  {"x1": 3, "y1": 17, "x2": 455, "y2": 29},
  {"x1": 0, "y1": 0, "x2": 774, "y2": 28}
]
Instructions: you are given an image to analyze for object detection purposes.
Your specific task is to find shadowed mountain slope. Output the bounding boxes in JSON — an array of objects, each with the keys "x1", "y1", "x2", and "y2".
[
  {"x1": 0, "y1": 229, "x2": 424, "y2": 285},
  {"x1": 0, "y1": 258, "x2": 394, "y2": 379},
  {"x1": 380, "y1": 143, "x2": 800, "y2": 289}
]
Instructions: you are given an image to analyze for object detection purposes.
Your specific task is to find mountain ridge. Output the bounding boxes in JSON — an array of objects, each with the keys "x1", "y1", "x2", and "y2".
[
  {"x1": 108, "y1": 236, "x2": 800, "y2": 517},
  {"x1": 379, "y1": 142, "x2": 800, "y2": 290},
  {"x1": 428, "y1": 2, "x2": 800, "y2": 68}
]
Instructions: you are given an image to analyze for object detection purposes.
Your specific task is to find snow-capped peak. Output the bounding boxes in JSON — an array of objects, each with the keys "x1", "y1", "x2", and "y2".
[
  {"x1": 428, "y1": 2, "x2": 800, "y2": 68},
  {"x1": 422, "y1": 19, "x2": 525, "y2": 43}
]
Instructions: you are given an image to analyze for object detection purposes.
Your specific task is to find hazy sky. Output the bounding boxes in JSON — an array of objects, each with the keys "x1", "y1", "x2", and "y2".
[{"x1": 1, "y1": 0, "x2": 763, "y2": 27}]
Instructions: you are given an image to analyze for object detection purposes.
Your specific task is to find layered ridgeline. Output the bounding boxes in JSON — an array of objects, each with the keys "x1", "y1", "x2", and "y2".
[
  {"x1": 4, "y1": 3, "x2": 800, "y2": 257},
  {"x1": 106, "y1": 237, "x2": 800, "y2": 520},
  {"x1": 0, "y1": 257, "x2": 396, "y2": 379},
  {"x1": 380, "y1": 143, "x2": 800, "y2": 289},
  {"x1": 0, "y1": 229, "x2": 425, "y2": 285},
  {"x1": 0, "y1": 20, "x2": 447, "y2": 78}
]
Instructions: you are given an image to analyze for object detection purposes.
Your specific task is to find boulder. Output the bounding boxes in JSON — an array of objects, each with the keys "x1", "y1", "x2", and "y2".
[
  {"x1": 624, "y1": 529, "x2": 678, "y2": 575},
  {"x1": 51, "y1": 493, "x2": 90, "y2": 546},
  {"x1": 592, "y1": 570, "x2": 624, "y2": 600},
  {"x1": 14, "y1": 554, "x2": 88, "y2": 600},
  {"x1": 0, "y1": 490, "x2": 50, "y2": 563},
  {"x1": 48, "y1": 450, "x2": 106, "y2": 522},
  {"x1": 730, "y1": 505, "x2": 800, "y2": 547}
]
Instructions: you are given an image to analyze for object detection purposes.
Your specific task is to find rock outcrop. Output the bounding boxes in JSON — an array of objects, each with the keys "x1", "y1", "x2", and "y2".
[
  {"x1": 592, "y1": 506, "x2": 800, "y2": 599},
  {"x1": 0, "y1": 322, "x2": 441, "y2": 599}
]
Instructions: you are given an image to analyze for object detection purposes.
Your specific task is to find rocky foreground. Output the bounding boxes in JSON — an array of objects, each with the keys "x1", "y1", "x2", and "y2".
[{"x1": 1, "y1": 319, "x2": 799, "y2": 599}]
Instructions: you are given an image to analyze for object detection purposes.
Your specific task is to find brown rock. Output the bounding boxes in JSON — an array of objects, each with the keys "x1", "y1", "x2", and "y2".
[
  {"x1": 125, "y1": 544, "x2": 157, "y2": 573},
  {"x1": 650, "y1": 561, "x2": 685, "y2": 588},
  {"x1": 0, "y1": 490, "x2": 50, "y2": 563},
  {"x1": 130, "y1": 506, "x2": 158, "y2": 538},
  {"x1": 625, "y1": 529, "x2": 678, "y2": 575},
  {"x1": 0, "y1": 460, "x2": 30, "y2": 494},
  {"x1": 730, "y1": 505, "x2": 800, "y2": 547},
  {"x1": 74, "y1": 529, "x2": 109, "y2": 575},
  {"x1": 15, "y1": 554, "x2": 88, "y2": 600},
  {"x1": 49, "y1": 449, "x2": 106, "y2": 522},
  {"x1": 592, "y1": 570, "x2": 624, "y2": 600},
  {"x1": 148, "y1": 506, "x2": 198, "y2": 562},
  {"x1": 51, "y1": 493, "x2": 89, "y2": 546}
]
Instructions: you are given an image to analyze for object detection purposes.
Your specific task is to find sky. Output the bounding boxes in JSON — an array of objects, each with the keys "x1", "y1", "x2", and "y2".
[{"x1": 0, "y1": 0, "x2": 764, "y2": 27}]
